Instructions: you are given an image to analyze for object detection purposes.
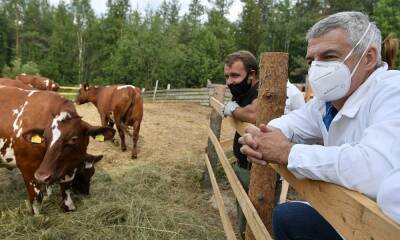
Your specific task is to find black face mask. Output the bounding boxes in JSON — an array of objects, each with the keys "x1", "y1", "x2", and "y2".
[{"x1": 228, "y1": 73, "x2": 252, "y2": 97}]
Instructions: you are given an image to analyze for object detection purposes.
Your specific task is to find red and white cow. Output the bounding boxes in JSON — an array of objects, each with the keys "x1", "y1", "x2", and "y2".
[
  {"x1": 0, "y1": 78, "x2": 35, "y2": 90},
  {"x1": 76, "y1": 84, "x2": 143, "y2": 159},
  {"x1": 16, "y1": 74, "x2": 59, "y2": 91},
  {"x1": 0, "y1": 86, "x2": 115, "y2": 214}
]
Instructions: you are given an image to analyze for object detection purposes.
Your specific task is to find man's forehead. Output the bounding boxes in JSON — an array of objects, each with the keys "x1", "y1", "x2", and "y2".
[
  {"x1": 224, "y1": 60, "x2": 245, "y2": 71},
  {"x1": 306, "y1": 28, "x2": 351, "y2": 56}
]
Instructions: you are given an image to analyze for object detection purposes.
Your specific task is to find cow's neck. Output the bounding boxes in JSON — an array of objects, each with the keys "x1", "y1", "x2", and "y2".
[{"x1": 89, "y1": 88, "x2": 102, "y2": 107}]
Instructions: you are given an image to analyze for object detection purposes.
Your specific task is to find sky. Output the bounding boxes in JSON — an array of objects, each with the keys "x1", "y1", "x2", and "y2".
[{"x1": 48, "y1": 0, "x2": 244, "y2": 22}]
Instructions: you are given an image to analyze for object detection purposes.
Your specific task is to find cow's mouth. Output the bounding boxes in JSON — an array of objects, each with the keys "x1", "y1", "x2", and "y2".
[{"x1": 59, "y1": 168, "x2": 78, "y2": 183}]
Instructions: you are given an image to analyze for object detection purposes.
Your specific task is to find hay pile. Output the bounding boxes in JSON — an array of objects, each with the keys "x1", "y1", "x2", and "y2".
[
  {"x1": 0, "y1": 159, "x2": 225, "y2": 239},
  {"x1": 0, "y1": 102, "x2": 236, "y2": 240}
]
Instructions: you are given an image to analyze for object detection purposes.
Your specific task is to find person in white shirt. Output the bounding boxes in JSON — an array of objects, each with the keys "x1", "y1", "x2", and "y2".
[
  {"x1": 239, "y1": 11, "x2": 400, "y2": 239},
  {"x1": 285, "y1": 81, "x2": 305, "y2": 115}
]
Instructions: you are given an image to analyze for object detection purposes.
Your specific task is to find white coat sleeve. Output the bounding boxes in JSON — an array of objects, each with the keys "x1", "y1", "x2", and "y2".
[
  {"x1": 287, "y1": 79, "x2": 400, "y2": 199},
  {"x1": 268, "y1": 99, "x2": 323, "y2": 144},
  {"x1": 377, "y1": 168, "x2": 400, "y2": 224}
]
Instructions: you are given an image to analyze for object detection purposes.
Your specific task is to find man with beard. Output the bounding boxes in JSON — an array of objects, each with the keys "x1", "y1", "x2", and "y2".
[{"x1": 223, "y1": 50, "x2": 305, "y2": 238}]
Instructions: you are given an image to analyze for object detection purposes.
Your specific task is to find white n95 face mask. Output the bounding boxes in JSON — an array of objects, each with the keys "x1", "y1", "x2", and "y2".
[{"x1": 308, "y1": 23, "x2": 374, "y2": 101}]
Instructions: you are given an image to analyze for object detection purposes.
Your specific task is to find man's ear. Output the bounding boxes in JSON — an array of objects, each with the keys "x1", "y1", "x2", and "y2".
[
  {"x1": 365, "y1": 47, "x2": 378, "y2": 72},
  {"x1": 22, "y1": 129, "x2": 45, "y2": 144}
]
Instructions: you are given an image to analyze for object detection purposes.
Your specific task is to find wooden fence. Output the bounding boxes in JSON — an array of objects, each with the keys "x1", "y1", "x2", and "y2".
[{"x1": 205, "y1": 93, "x2": 400, "y2": 239}]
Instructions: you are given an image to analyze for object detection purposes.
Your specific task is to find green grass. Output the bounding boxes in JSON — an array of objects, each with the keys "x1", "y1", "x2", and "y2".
[{"x1": 0, "y1": 160, "x2": 225, "y2": 240}]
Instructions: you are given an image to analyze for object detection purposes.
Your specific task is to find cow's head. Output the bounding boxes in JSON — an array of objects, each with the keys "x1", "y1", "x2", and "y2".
[
  {"x1": 75, "y1": 84, "x2": 92, "y2": 105},
  {"x1": 35, "y1": 77, "x2": 58, "y2": 91},
  {"x1": 22, "y1": 112, "x2": 115, "y2": 184},
  {"x1": 71, "y1": 153, "x2": 103, "y2": 195},
  {"x1": 50, "y1": 81, "x2": 59, "y2": 92}
]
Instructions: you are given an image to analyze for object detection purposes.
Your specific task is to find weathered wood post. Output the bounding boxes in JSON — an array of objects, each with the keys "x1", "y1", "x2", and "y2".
[
  {"x1": 245, "y1": 52, "x2": 288, "y2": 238},
  {"x1": 166, "y1": 83, "x2": 171, "y2": 99},
  {"x1": 203, "y1": 84, "x2": 226, "y2": 189},
  {"x1": 152, "y1": 80, "x2": 159, "y2": 102}
]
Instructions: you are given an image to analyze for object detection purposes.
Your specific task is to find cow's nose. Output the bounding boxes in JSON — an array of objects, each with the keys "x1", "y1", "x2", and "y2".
[{"x1": 34, "y1": 171, "x2": 52, "y2": 184}]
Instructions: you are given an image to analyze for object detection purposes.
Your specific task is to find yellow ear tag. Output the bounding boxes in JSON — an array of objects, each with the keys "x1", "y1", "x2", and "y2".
[
  {"x1": 95, "y1": 134, "x2": 105, "y2": 142},
  {"x1": 31, "y1": 135, "x2": 42, "y2": 144}
]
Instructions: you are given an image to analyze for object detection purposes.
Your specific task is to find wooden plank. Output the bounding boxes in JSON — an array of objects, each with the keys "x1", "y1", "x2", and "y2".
[
  {"x1": 203, "y1": 85, "x2": 226, "y2": 189},
  {"x1": 59, "y1": 92, "x2": 77, "y2": 96},
  {"x1": 271, "y1": 164, "x2": 400, "y2": 240},
  {"x1": 204, "y1": 154, "x2": 237, "y2": 240},
  {"x1": 208, "y1": 128, "x2": 272, "y2": 240},
  {"x1": 220, "y1": 138, "x2": 234, "y2": 152},
  {"x1": 60, "y1": 86, "x2": 80, "y2": 90},
  {"x1": 279, "y1": 180, "x2": 289, "y2": 204}
]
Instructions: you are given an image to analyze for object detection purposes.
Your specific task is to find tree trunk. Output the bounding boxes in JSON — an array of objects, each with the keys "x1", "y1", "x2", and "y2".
[{"x1": 246, "y1": 52, "x2": 288, "y2": 239}]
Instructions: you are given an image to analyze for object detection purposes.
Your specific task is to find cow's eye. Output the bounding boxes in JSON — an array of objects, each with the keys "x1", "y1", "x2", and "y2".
[{"x1": 68, "y1": 136, "x2": 79, "y2": 145}]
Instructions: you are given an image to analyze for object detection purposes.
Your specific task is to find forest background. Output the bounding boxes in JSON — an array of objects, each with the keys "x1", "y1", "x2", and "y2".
[{"x1": 0, "y1": 0, "x2": 398, "y2": 89}]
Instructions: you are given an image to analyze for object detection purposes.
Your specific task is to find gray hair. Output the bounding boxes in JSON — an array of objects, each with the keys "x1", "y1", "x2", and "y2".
[{"x1": 306, "y1": 12, "x2": 382, "y2": 66}]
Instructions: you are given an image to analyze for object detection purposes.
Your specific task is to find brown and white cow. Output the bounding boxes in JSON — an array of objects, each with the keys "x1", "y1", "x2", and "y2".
[
  {"x1": 0, "y1": 78, "x2": 35, "y2": 90},
  {"x1": 16, "y1": 74, "x2": 60, "y2": 91},
  {"x1": 76, "y1": 84, "x2": 143, "y2": 159},
  {"x1": 71, "y1": 153, "x2": 103, "y2": 195},
  {"x1": 0, "y1": 86, "x2": 115, "y2": 214}
]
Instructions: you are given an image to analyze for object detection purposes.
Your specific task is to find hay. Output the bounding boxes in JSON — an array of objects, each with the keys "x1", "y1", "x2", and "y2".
[
  {"x1": 0, "y1": 160, "x2": 226, "y2": 239},
  {"x1": 0, "y1": 103, "x2": 237, "y2": 239}
]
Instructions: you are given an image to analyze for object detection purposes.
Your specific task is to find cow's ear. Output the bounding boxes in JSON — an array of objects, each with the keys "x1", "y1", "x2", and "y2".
[
  {"x1": 87, "y1": 126, "x2": 115, "y2": 141},
  {"x1": 22, "y1": 129, "x2": 45, "y2": 144},
  {"x1": 85, "y1": 153, "x2": 103, "y2": 163}
]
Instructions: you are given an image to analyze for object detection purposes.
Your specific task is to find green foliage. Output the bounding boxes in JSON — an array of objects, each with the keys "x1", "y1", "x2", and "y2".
[
  {"x1": 2, "y1": 58, "x2": 39, "y2": 78},
  {"x1": 0, "y1": 0, "x2": 398, "y2": 86}
]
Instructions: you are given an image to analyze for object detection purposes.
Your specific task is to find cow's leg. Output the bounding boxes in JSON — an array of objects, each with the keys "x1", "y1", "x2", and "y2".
[
  {"x1": 131, "y1": 121, "x2": 141, "y2": 159},
  {"x1": 21, "y1": 173, "x2": 44, "y2": 215},
  {"x1": 100, "y1": 113, "x2": 108, "y2": 127},
  {"x1": 116, "y1": 121, "x2": 127, "y2": 152},
  {"x1": 59, "y1": 182, "x2": 76, "y2": 212}
]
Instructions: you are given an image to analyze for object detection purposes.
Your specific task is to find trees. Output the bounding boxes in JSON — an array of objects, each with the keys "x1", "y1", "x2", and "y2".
[{"x1": 0, "y1": 0, "x2": 398, "y2": 86}]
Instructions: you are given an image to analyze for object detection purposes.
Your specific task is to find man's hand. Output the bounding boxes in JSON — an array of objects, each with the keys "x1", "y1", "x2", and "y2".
[
  {"x1": 239, "y1": 124, "x2": 293, "y2": 166},
  {"x1": 223, "y1": 101, "x2": 239, "y2": 117}
]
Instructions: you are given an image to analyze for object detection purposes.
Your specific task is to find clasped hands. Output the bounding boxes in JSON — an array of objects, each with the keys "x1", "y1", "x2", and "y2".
[{"x1": 238, "y1": 124, "x2": 293, "y2": 166}]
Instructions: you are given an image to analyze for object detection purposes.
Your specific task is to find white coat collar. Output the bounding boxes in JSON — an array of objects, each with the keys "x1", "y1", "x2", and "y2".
[{"x1": 339, "y1": 63, "x2": 388, "y2": 118}]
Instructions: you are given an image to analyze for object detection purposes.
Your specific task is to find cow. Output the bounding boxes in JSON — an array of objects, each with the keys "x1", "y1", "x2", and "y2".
[
  {"x1": 16, "y1": 74, "x2": 60, "y2": 91},
  {"x1": 0, "y1": 78, "x2": 35, "y2": 90},
  {"x1": 76, "y1": 84, "x2": 143, "y2": 159},
  {"x1": 71, "y1": 153, "x2": 103, "y2": 195},
  {"x1": 0, "y1": 86, "x2": 115, "y2": 214}
]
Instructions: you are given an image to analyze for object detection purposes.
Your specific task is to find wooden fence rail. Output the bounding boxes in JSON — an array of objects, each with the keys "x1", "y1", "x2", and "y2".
[{"x1": 207, "y1": 95, "x2": 400, "y2": 240}]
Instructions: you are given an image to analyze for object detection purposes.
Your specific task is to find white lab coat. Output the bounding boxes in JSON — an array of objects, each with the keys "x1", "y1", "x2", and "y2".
[
  {"x1": 269, "y1": 64, "x2": 400, "y2": 201},
  {"x1": 377, "y1": 168, "x2": 400, "y2": 224},
  {"x1": 285, "y1": 81, "x2": 306, "y2": 114}
]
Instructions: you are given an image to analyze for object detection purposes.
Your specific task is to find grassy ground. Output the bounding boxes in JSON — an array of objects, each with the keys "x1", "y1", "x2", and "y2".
[{"x1": 0, "y1": 102, "x2": 237, "y2": 240}]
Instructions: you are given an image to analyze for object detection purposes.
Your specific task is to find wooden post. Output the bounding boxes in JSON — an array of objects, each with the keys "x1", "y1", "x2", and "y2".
[
  {"x1": 202, "y1": 84, "x2": 226, "y2": 189},
  {"x1": 152, "y1": 80, "x2": 158, "y2": 102},
  {"x1": 245, "y1": 52, "x2": 288, "y2": 238},
  {"x1": 166, "y1": 83, "x2": 171, "y2": 99}
]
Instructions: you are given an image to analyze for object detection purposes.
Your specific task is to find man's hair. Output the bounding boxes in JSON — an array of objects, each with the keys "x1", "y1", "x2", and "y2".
[
  {"x1": 306, "y1": 11, "x2": 382, "y2": 66},
  {"x1": 224, "y1": 50, "x2": 259, "y2": 76}
]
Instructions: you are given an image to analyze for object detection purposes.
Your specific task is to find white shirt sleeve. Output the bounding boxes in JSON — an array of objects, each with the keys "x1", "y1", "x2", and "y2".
[
  {"x1": 269, "y1": 99, "x2": 323, "y2": 144},
  {"x1": 377, "y1": 168, "x2": 400, "y2": 224}
]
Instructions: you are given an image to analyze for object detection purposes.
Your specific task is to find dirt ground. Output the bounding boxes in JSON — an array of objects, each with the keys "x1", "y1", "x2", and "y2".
[
  {"x1": 79, "y1": 102, "x2": 234, "y2": 171},
  {"x1": 78, "y1": 101, "x2": 238, "y2": 218}
]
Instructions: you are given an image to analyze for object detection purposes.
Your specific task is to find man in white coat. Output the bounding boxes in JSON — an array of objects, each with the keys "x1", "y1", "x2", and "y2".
[{"x1": 239, "y1": 11, "x2": 400, "y2": 239}]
